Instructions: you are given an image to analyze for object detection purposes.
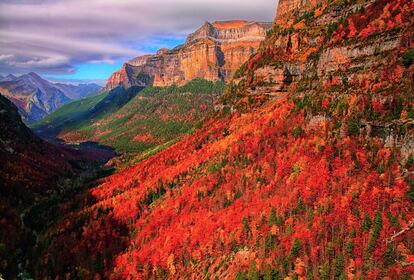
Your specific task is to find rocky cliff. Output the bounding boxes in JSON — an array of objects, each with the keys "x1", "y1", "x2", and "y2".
[
  {"x1": 104, "y1": 20, "x2": 271, "y2": 90},
  {"x1": 223, "y1": 0, "x2": 414, "y2": 176},
  {"x1": 227, "y1": 0, "x2": 412, "y2": 112}
]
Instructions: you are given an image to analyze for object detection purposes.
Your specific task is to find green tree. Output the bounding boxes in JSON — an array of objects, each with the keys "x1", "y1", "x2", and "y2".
[
  {"x1": 236, "y1": 271, "x2": 247, "y2": 280},
  {"x1": 248, "y1": 260, "x2": 260, "y2": 280},
  {"x1": 367, "y1": 211, "x2": 383, "y2": 254},
  {"x1": 333, "y1": 254, "x2": 345, "y2": 278},
  {"x1": 362, "y1": 214, "x2": 372, "y2": 231},
  {"x1": 268, "y1": 208, "x2": 277, "y2": 226},
  {"x1": 291, "y1": 238, "x2": 302, "y2": 257},
  {"x1": 319, "y1": 262, "x2": 329, "y2": 280}
]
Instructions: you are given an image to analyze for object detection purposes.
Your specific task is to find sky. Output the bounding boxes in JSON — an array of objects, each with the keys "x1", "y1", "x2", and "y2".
[{"x1": 0, "y1": 0, "x2": 277, "y2": 85}]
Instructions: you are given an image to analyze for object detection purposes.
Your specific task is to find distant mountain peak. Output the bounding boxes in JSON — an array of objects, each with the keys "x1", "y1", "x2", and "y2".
[
  {"x1": 19, "y1": 72, "x2": 43, "y2": 82},
  {"x1": 0, "y1": 72, "x2": 102, "y2": 123},
  {"x1": 27, "y1": 71, "x2": 41, "y2": 77},
  {"x1": 1, "y1": 74, "x2": 17, "y2": 82}
]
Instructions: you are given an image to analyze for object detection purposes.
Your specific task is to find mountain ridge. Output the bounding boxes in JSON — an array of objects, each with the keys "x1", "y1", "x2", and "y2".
[
  {"x1": 0, "y1": 72, "x2": 102, "y2": 123},
  {"x1": 104, "y1": 20, "x2": 271, "y2": 91}
]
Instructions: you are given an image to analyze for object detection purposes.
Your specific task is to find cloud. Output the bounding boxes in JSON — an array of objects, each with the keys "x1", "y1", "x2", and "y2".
[
  {"x1": 0, "y1": 54, "x2": 14, "y2": 62},
  {"x1": 0, "y1": 0, "x2": 277, "y2": 79}
]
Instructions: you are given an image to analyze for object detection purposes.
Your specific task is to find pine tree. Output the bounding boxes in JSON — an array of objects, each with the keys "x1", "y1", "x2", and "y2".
[
  {"x1": 268, "y1": 208, "x2": 277, "y2": 226},
  {"x1": 248, "y1": 260, "x2": 260, "y2": 280},
  {"x1": 291, "y1": 238, "x2": 302, "y2": 257}
]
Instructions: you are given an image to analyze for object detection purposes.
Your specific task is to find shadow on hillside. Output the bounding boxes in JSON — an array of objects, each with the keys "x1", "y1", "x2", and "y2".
[{"x1": 56, "y1": 140, "x2": 117, "y2": 166}]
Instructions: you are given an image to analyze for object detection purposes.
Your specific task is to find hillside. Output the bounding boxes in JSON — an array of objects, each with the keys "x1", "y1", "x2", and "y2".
[
  {"x1": 0, "y1": 94, "x2": 75, "y2": 202},
  {"x1": 24, "y1": 0, "x2": 414, "y2": 279},
  {"x1": 104, "y1": 20, "x2": 271, "y2": 90},
  {"x1": 34, "y1": 79, "x2": 224, "y2": 162},
  {"x1": 0, "y1": 94, "x2": 75, "y2": 278},
  {"x1": 0, "y1": 92, "x2": 115, "y2": 279},
  {"x1": 32, "y1": 86, "x2": 142, "y2": 139},
  {"x1": 0, "y1": 72, "x2": 101, "y2": 123}
]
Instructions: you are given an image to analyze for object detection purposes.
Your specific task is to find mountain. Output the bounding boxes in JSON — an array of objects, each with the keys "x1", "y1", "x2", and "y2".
[
  {"x1": 0, "y1": 72, "x2": 102, "y2": 123},
  {"x1": 0, "y1": 74, "x2": 17, "y2": 82},
  {"x1": 53, "y1": 82, "x2": 102, "y2": 100},
  {"x1": 0, "y1": 72, "x2": 71, "y2": 123},
  {"x1": 25, "y1": 0, "x2": 414, "y2": 278},
  {"x1": 104, "y1": 20, "x2": 272, "y2": 90},
  {"x1": 32, "y1": 86, "x2": 142, "y2": 138},
  {"x1": 0, "y1": 92, "x2": 116, "y2": 279},
  {"x1": 0, "y1": 93, "x2": 75, "y2": 278},
  {"x1": 33, "y1": 79, "x2": 224, "y2": 163}
]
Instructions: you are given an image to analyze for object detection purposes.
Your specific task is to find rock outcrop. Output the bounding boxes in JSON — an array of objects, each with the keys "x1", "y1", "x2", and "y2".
[
  {"x1": 104, "y1": 20, "x2": 271, "y2": 90},
  {"x1": 227, "y1": 0, "x2": 412, "y2": 104},
  {"x1": 224, "y1": 0, "x2": 413, "y2": 156}
]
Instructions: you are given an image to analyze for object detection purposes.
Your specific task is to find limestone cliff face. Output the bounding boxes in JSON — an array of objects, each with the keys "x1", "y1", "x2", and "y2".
[
  {"x1": 230, "y1": 0, "x2": 409, "y2": 100},
  {"x1": 104, "y1": 20, "x2": 271, "y2": 90},
  {"x1": 225, "y1": 0, "x2": 413, "y2": 158},
  {"x1": 105, "y1": 63, "x2": 154, "y2": 89},
  {"x1": 274, "y1": 0, "x2": 322, "y2": 25}
]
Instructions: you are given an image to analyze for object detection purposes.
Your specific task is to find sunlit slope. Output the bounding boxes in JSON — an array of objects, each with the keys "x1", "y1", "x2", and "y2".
[
  {"x1": 32, "y1": 86, "x2": 141, "y2": 138},
  {"x1": 33, "y1": 79, "x2": 224, "y2": 160}
]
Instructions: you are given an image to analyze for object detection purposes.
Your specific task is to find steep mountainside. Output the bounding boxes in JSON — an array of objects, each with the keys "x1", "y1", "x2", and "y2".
[
  {"x1": 0, "y1": 73, "x2": 101, "y2": 123},
  {"x1": 105, "y1": 20, "x2": 271, "y2": 90},
  {"x1": 33, "y1": 79, "x2": 224, "y2": 163},
  {"x1": 0, "y1": 94, "x2": 74, "y2": 198},
  {"x1": 0, "y1": 93, "x2": 115, "y2": 279},
  {"x1": 20, "y1": 0, "x2": 414, "y2": 279},
  {"x1": 16, "y1": 0, "x2": 414, "y2": 279},
  {"x1": 32, "y1": 86, "x2": 142, "y2": 139},
  {"x1": 0, "y1": 94, "x2": 75, "y2": 278}
]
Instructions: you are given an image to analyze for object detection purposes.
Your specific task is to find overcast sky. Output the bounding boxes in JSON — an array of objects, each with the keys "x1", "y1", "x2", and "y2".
[{"x1": 0, "y1": 0, "x2": 277, "y2": 84}]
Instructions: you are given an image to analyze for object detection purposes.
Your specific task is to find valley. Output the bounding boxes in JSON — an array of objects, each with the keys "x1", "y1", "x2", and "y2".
[
  {"x1": 0, "y1": 0, "x2": 413, "y2": 279},
  {"x1": 32, "y1": 79, "x2": 224, "y2": 164},
  {"x1": 0, "y1": 94, "x2": 115, "y2": 278}
]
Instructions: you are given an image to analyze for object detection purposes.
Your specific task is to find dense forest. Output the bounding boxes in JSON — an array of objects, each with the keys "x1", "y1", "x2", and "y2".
[{"x1": 0, "y1": 0, "x2": 413, "y2": 279}]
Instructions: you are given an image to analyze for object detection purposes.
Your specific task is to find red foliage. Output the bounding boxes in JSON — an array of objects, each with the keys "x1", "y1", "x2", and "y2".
[
  {"x1": 28, "y1": 0, "x2": 414, "y2": 278},
  {"x1": 36, "y1": 92, "x2": 414, "y2": 278},
  {"x1": 333, "y1": 0, "x2": 413, "y2": 42}
]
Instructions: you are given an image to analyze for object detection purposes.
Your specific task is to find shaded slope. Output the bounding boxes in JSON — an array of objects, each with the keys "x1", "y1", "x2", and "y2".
[
  {"x1": 0, "y1": 93, "x2": 115, "y2": 279},
  {"x1": 0, "y1": 94, "x2": 74, "y2": 279},
  {"x1": 0, "y1": 94, "x2": 74, "y2": 200}
]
